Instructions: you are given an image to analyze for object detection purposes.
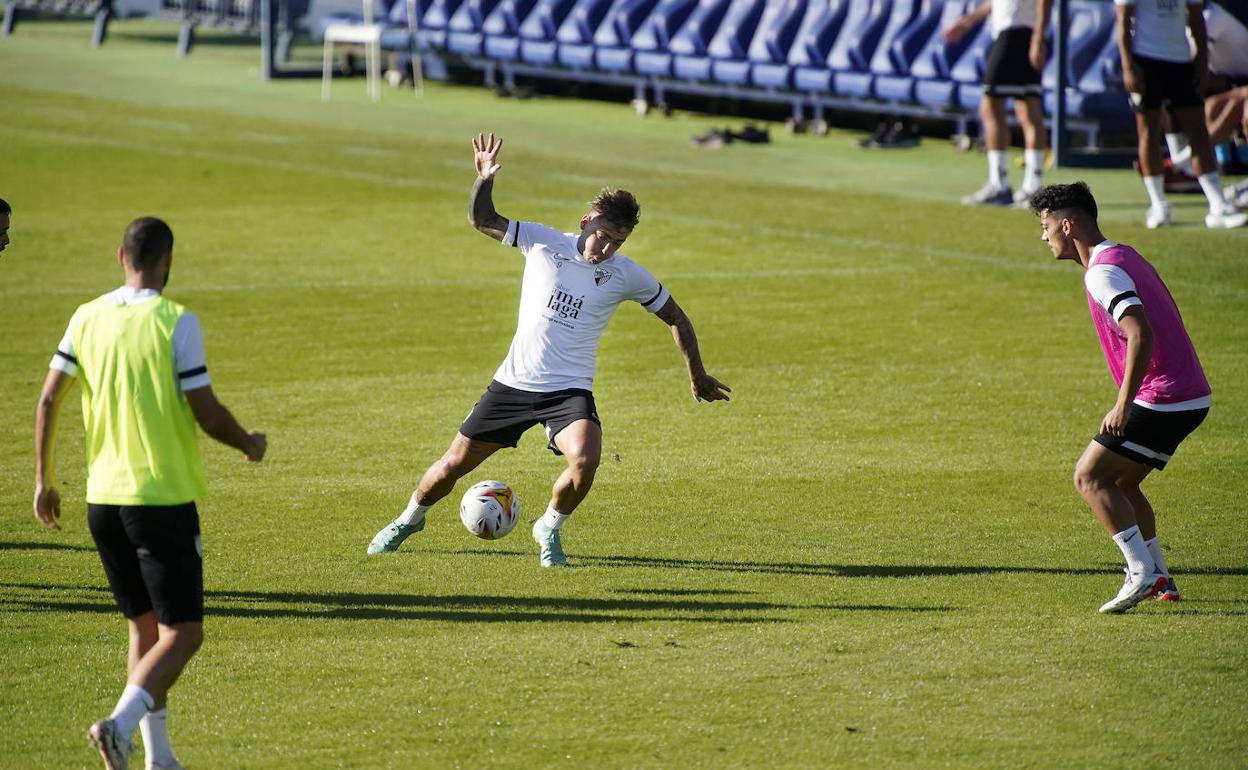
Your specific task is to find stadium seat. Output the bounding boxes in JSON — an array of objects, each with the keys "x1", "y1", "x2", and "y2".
[
  {"x1": 754, "y1": 0, "x2": 848, "y2": 91},
  {"x1": 794, "y1": 0, "x2": 891, "y2": 95},
  {"x1": 912, "y1": 0, "x2": 982, "y2": 108},
  {"x1": 447, "y1": 0, "x2": 504, "y2": 56},
  {"x1": 551, "y1": 0, "x2": 619, "y2": 68},
  {"x1": 1040, "y1": 0, "x2": 1129, "y2": 124},
  {"x1": 870, "y1": 0, "x2": 946, "y2": 103},
  {"x1": 661, "y1": 0, "x2": 735, "y2": 82},
  {"x1": 480, "y1": 0, "x2": 542, "y2": 60},
  {"x1": 576, "y1": 0, "x2": 659, "y2": 72},
  {"x1": 703, "y1": 0, "x2": 767, "y2": 85},
  {"x1": 627, "y1": 0, "x2": 699, "y2": 77},
  {"x1": 512, "y1": 0, "x2": 577, "y2": 64},
  {"x1": 737, "y1": 0, "x2": 808, "y2": 89},
  {"x1": 948, "y1": 12, "x2": 992, "y2": 110},
  {"x1": 420, "y1": 0, "x2": 467, "y2": 48},
  {"x1": 833, "y1": 0, "x2": 918, "y2": 99}
]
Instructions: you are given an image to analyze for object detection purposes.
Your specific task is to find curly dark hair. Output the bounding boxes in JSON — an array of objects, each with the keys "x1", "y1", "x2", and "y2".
[
  {"x1": 1028, "y1": 181, "x2": 1098, "y2": 220},
  {"x1": 590, "y1": 187, "x2": 640, "y2": 230}
]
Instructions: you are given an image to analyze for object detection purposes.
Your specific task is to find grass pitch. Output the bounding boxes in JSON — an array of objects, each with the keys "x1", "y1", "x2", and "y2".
[{"x1": 2, "y1": 20, "x2": 1247, "y2": 769}]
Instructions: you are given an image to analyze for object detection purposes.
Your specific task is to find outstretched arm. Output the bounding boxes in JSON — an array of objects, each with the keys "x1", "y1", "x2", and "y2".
[
  {"x1": 654, "y1": 297, "x2": 731, "y2": 403},
  {"x1": 467, "y1": 132, "x2": 511, "y2": 241},
  {"x1": 33, "y1": 368, "x2": 73, "y2": 530}
]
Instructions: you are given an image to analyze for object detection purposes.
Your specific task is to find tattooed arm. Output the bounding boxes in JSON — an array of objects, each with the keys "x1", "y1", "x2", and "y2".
[{"x1": 467, "y1": 132, "x2": 510, "y2": 241}]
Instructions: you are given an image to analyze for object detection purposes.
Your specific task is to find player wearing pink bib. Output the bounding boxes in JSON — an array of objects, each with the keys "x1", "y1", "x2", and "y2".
[{"x1": 1030, "y1": 182, "x2": 1209, "y2": 614}]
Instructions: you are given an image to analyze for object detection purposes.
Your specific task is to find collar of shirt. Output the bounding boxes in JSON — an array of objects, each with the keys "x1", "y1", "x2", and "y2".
[
  {"x1": 111, "y1": 286, "x2": 162, "y2": 305},
  {"x1": 1089, "y1": 240, "x2": 1117, "y2": 263}
]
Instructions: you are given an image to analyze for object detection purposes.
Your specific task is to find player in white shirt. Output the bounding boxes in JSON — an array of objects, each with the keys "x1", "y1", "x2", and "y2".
[
  {"x1": 1115, "y1": 0, "x2": 1247, "y2": 228},
  {"x1": 367, "y1": 133, "x2": 731, "y2": 567},
  {"x1": 944, "y1": 0, "x2": 1048, "y2": 208}
]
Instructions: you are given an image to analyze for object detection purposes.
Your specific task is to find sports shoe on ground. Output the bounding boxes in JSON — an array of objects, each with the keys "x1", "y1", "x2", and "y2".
[
  {"x1": 366, "y1": 517, "x2": 425, "y2": 554},
  {"x1": 1133, "y1": 158, "x2": 1200, "y2": 193},
  {"x1": 1098, "y1": 570, "x2": 1168, "y2": 614},
  {"x1": 857, "y1": 121, "x2": 890, "y2": 148},
  {"x1": 532, "y1": 518, "x2": 567, "y2": 568},
  {"x1": 1155, "y1": 576, "x2": 1181, "y2": 602},
  {"x1": 1012, "y1": 187, "x2": 1039, "y2": 209},
  {"x1": 1145, "y1": 203, "x2": 1172, "y2": 229},
  {"x1": 1205, "y1": 203, "x2": 1248, "y2": 229},
  {"x1": 961, "y1": 183, "x2": 1013, "y2": 206},
  {"x1": 88, "y1": 718, "x2": 133, "y2": 770},
  {"x1": 148, "y1": 761, "x2": 185, "y2": 770},
  {"x1": 1223, "y1": 182, "x2": 1248, "y2": 210}
]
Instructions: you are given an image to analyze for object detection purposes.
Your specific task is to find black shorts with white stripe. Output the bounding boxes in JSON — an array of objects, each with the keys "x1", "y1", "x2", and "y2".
[
  {"x1": 1094, "y1": 404, "x2": 1208, "y2": 470},
  {"x1": 982, "y1": 27, "x2": 1042, "y2": 98}
]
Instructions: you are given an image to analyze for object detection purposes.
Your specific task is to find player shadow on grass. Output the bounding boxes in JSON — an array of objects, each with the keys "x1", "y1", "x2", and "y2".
[
  {"x1": 0, "y1": 582, "x2": 955, "y2": 623},
  {"x1": 448, "y1": 549, "x2": 1248, "y2": 579},
  {"x1": 0, "y1": 540, "x2": 97, "y2": 552}
]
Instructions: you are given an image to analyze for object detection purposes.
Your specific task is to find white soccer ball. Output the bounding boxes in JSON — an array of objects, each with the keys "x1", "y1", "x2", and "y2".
[{"x1": 459, "y1": 480, "x2": 521, "y2": 540}]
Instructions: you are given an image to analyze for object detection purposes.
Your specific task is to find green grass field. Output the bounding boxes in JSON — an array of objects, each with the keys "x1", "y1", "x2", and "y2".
[{"x1": 2, "y1": 20, "x2": 1247, "y2": 769}]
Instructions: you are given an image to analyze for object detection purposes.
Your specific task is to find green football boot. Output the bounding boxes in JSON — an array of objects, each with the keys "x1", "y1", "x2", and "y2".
[
  {"x1": 366, "y1": 517, "x2": 425, "y2": 554},
  {"x1": 532, "y1": 518, "x2": 567, "y2": 567}
]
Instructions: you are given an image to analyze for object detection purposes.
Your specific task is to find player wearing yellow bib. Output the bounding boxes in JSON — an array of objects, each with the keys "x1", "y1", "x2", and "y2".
[{"x1": 34, "y1": 217, "x2": 266, "y2": 770}]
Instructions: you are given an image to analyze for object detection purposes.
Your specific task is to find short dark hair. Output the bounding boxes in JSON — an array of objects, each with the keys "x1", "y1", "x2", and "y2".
[
  {"x1": 590, "y1": 188, "x2": 640, "y2": 230},
  {"x1": 1029, "y1": 182, "x2": 1098, "y2": 221},
  {"x1": 0, "y1": 198, "x2": 10, "y2": 216},
  {"x1": 123, "y1": 217, "x2": 174, "y2": 271}
]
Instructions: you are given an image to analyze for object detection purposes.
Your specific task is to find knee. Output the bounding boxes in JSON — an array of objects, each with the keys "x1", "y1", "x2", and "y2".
[
  {"x1": 1072, "y1": 465, "x2": 1106, "y2": 498},
  {"x1": 567, "y1": 451, "x2": 600, "y2": 480},
  {"x1": 166, "y1": 623, "x2": 204, "y2": 656}
]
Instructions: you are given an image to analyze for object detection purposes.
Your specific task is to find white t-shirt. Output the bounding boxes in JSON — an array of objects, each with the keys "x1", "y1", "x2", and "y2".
[
  {"x1": 50, "y1": 287, "x2": 212, "y2": 393},
  {"x1": 1206, "y1": 1, "x2": 1248, "y2": 77},
  {"x1": 494, "y1": 221, "x2": 671, "y2": 392},
  {"x1": 992, "y1": 0, "x2": 1037, "y2": 38},
  {"x1": 1116, "y1": 0, "x2": 1203, "y2": 63}
]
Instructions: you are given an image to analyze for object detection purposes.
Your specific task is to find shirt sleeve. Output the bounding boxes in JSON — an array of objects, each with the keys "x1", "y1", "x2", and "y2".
[
  {"x1": 49, "y1": 315, "x2": 79, "y2": 377},
  {"x1": 172, "y1": 311, "x2": 212, "y2": 392},
  {"x1": 1085, "y1": 264, "x2": 1143, "y2": 322},
  {"x1": 628, "y1": 262, "x2": 671, "y2": 314}
]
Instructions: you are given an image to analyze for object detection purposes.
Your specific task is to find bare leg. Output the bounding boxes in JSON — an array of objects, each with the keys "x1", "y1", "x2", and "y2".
[
  {"x1": 550, "y1": 419, "x2": 602, "y2": 515},
  {"x1": 1013, "y1": 96, "x2": 1047, "y2": 150},
  {"x1": 128, "y1": 621, "x2": 203, "y2": 708},
  {"x1": 1116, "y1": 462, "x2": 1156, "y2": 540},
  {"x1": 981, "y1": 95, "x2": 1009, "y2": 151},
  {"x1": 415, "y1": 432, "x2": 503, "y2": 506},
  {"x1": 1204, "y1": 87, "x2": 1248, "y2": 145},
  {"x1": 1073, "y1": 442, "x2": 1150, "y2": 535},
  {"x1": 1171, "y1": 104, "x2": 1216, "y2": 177},
  {"x1": 1136, "y1": 109, "x2": 1166, "y2": 177}
]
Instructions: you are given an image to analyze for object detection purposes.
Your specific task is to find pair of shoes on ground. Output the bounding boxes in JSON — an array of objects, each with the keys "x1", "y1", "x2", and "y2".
[
  {"x1": 1098, "y1": 570, "x2": 1173, "y2": 614},
  {"x1": 859, "y1": 120, "x2": 920, "y2": 149},
  {"x1": 690, "y1": 125, "x2": 770, "y2": 148},
  {"x1": 367, "y1": 515, "x2": 567, "y2": 568},
  {"x1": 961, "y1": 182, "x2": 1037, "y2": 209},
  {"x1": 1146, "y1": 201, "x2": 1248, "y2": 229},
  {"x1": 88, "y1": 718, "x2": 184, "y2": 770}
]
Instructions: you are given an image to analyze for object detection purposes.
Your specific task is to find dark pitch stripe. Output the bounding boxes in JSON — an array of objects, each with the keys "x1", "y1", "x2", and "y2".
[
  {"x1": 178, "y1": 366, "x2": 208, "y2": 380},
  {"x1": 1107, "y1": 290, "x2": 1139, "y2": 317}
]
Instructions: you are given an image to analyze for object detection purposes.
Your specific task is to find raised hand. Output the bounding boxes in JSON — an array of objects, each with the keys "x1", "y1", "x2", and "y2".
[{"x1": 472, "y1": 132, "x2": 503, "y2": 181}]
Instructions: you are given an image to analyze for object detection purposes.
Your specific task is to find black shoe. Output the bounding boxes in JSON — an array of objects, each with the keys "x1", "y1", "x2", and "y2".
[
  {"x1": 691, "y1": 128, "x2": 733, "y2": 148},
  {"x1": 858, "y1": 121, "x2": 891, "y2": 148},
  {"x1": 876, "y1": 121, "x2": 919, "y2": 148},
  {"x1": 731, "y1": 124, "x2": 770, "y2": 144}
]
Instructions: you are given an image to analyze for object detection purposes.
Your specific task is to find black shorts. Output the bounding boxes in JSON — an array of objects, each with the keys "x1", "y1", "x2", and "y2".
[
  {"x1": 88, "y1": 502, "x2": 203, "y2": 625},
  {"x1": 460, "y1": 380, "x2": 600, "y2": 455},
  {"x1": 1094, "y1": 404, "x2": 1208, "y2": 470},
  {"x1": 983, "y1": 27, "x2": 1042, "y2": 98},
  {"x1": 1129, "y1": 55, "x2": 1203, "y2": 112}
]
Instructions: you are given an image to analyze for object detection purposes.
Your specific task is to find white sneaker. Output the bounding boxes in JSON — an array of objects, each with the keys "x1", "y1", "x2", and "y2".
[
  {"x1": 1098, "y1": 570, "x2": 1168, "y2": 614},
  {"x1": 1145, "y1": 203, "x2": 1171, "y2": 229},
  {"x1": 1012, "y1": 187, "x2": 1039, "y2": 209},
  {"x1": 1205, "y1": 203, "x2": 1248, "y2": 229},
  {"x1": 88, "y1": 718, "x2": 133, "y2": 770},
  {"x1": 961, "y1": 182, "x2": 1014, "y2": 206},
  {"x1": 1223, "y1": 183, "x2": 1248, "y2": 210}
]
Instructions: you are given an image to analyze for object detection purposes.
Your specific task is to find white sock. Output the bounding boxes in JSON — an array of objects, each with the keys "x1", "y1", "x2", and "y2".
[
  {"x1": 397, "y1": 492, "x2": 430, "y2": 526},
  {"x1": 1112, "y1": 525, "x2": 1156, "y2": 576},
  {"x1": 139, "y1": 708, "x2": 178, "y2": 768},
  {"x1": 109, "y1": 684, "x2": 154, "y2": 738},
  {"x1": 1143, "y1": 176, "x2": 1167, "y2": 209},
  {"x1": 1165, "y1": 133, "x2": 1192, "y2": 172},
  {"x1": 1197, "y1": 172, "x2": 1227, "y2": 214},
  {"x1": 987, "y1": 150, "x2": 1009, "y2": 189},
  {"x1": 1145, "y1": 537, "x2": 1170, "y2": 576},
  {"x1": 540, "y1": 506, "x2": 569, "y2": 531},
  {"x1": 1023, "y1": 149, "x2": 1045, "y2": 193}
]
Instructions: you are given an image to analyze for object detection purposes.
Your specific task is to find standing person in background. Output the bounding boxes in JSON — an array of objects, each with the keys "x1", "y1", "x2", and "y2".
[
  {"x1": 0, "y1": 198, "x2": 11, "y2": 254},
  {"x1": 945, "y1": 0, "x2": 1049, "y2": 208},
  {"x1": 34, "y1": 216, "x2": 267, "y2": 770},
  {"x1": 1115, "y1": 0, "x2": 1246, "y2": 228}
]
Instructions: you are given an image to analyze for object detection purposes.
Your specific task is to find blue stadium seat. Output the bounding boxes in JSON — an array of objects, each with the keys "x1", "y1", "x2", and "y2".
[
  {"x1": 420, "y1": 0, "x2": 467, "y2": 48},
  {"x1": 511, "y1": 0, "x2": 577, "y2": 64},
  {"x1": 579, "y1": 0, "x2": 659, "y2": 72},
  {"x1": 948, "y1": 12, "x2": 991, "y2": 109},
  {"x1": 833, "y1": 0, "x2": 918, "y2": 99},
  {"x1": 628, "y1": 0, "x2": 699, "y2": 77},
  {"x1": 871, "y1": 0, "x2": 946, "y2": 102},
  {"x1": 549, "y1": 0, "x2": 617, "y2": 68},
  {"x1": 788, "y1": 0, "x2": 858, "y2": 92},
  {"x1": 1041, "y1": 0, "x2": 1126, "y2": 121},
  {"x1": 480, "y1": 0, "x2": 542, "y2": 60},
  {"x1": 447, "y1": 0, "x2": 503, "y2": 55},
  {"x1": 663, "y1": 0, "x2": 735, "y2": 81},
  {"x1": 703, "y1": 0, "x2": 768, "y2": 84},
  {"x1": 795, "y1": 0, "x2": 890, "y2": 94},
  {"x1": 739, "y1": 0, "x2": 808, "y2": 89},
  {"x1": 912, "y1": 0, "x2": 982, "y2": 107}
]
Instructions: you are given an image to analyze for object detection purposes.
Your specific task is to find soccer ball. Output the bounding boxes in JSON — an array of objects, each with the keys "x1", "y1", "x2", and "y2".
[{"x1": 459, "y1": 480, "x2": 521, "y2": 540}]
